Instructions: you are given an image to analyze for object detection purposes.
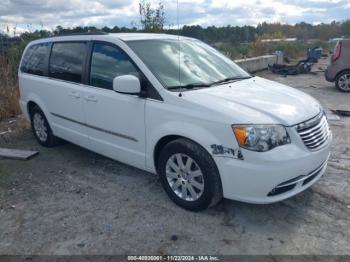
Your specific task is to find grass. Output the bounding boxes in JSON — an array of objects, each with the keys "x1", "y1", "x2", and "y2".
[
  {"x1": 0, "y1": 57, "x2": 20, "y2": 120},
  {"x1": 0, "y1": 41, "x2": 27, "y2": 121}
]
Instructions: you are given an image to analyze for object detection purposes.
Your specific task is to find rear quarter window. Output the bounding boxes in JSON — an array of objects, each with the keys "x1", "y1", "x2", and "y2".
[{"x1": 20, "y1": 43, "x2": 50, "y2": 76}]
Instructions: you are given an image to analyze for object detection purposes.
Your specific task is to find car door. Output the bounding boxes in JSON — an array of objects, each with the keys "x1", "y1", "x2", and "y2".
[
  {"x1": 83, "y1": 42, "x2": 146, "y2": 169},
  {"x1": 47, "y1": 41, "x2": 89, "y2": 148}
]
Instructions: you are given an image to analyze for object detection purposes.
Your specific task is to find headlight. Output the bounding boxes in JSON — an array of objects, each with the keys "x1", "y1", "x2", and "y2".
[{"x1": 232, "y1": 125, "x2": 291, "y2": 152}]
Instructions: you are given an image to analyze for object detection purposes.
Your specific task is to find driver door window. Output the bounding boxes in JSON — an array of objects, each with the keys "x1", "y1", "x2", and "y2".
[{"x1": 90, "y1": 43, "x2": 139, "y2": 90}]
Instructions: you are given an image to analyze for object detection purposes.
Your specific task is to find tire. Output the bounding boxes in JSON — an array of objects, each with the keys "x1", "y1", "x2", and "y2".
[
  {"x1": 158, "y1": 138, "x2": 223, "y2": 211},
  {"x1": 30, "y1": 105, "x2": 60, "y2": 147},
  {"x1": 335, "y1": 71, "x2": 350, "y2": 92}
]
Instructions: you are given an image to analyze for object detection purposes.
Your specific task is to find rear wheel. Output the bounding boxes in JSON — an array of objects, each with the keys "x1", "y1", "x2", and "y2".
[
  {"x1": 158, "y1": 138, "x2": 222, "y2": 211},
  {"x1": 335, "y1": 71, "x2": 350, "y2": 92},
  {"x1": 30, "y1": 106, "x2": 60, "y2": 147}
]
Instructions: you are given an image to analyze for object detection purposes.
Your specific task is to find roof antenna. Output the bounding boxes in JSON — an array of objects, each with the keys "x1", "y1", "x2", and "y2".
[{"x1": 177, "y1": 0, "x2": 182, "y2": 97}]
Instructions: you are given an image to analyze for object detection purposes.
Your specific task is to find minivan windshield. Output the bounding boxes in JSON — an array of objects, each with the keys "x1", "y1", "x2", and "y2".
[{"x1": 126, "y1": 38, "x2": 251, "y2": 90}]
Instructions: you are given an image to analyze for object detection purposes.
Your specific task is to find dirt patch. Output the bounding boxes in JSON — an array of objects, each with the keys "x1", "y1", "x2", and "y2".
[{"x1": 0, "y1": 115, "x2": 30, "y2": 145}]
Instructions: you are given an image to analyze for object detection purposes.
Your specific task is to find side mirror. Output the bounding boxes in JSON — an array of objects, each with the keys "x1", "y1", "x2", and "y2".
[{"x1": 113, "y1": 75, "x2": 141, "y2": 95}]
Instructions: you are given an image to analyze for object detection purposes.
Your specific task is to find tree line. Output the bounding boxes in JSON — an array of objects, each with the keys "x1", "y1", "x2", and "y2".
[
  {"x1": 1, "y1": 0, "x2": 349, "y2": 44},
  {"x1": 5, "y1": 20, "x2": 346, "y2": 45}
]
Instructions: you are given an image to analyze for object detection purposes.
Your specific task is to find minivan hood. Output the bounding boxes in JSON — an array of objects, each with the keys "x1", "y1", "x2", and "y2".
[{"x1": 183, "y1": 76, "x2": 322, "y2": 126}]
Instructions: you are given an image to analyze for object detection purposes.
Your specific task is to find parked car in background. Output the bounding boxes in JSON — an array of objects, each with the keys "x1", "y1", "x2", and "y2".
[
  {"x1": 18, "y1": 33, "x2": 332, "y2": 211},
  {"x1": 325, "y1": 38, "x2": 350, "y2": 92}
]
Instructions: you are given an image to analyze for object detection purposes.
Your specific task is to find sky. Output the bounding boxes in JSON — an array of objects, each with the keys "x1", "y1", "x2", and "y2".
[{"x1": 1, "y1": 0, "x2": 350, "y2": 35}]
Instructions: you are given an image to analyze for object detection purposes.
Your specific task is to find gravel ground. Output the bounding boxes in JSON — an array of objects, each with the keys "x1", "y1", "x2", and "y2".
[{"x1": 0, "y1": 58, "x2": 349, "y2": 255}]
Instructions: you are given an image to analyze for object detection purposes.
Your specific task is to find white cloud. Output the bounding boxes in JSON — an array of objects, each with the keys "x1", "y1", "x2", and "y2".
[{"x1": 0, "y1": 0, "x2": 349, "y2": 35}]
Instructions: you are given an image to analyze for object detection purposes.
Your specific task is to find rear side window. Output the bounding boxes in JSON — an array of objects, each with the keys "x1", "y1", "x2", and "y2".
[
  {"x1": 90, "y1": 43, "x2": 139, "y2": 90},
  {"x1": 49, "y1": 42, "x2": 87, "y2": 83},
  {"x1": 20, "y1": 43, "x2": 50, "y2": 76}
]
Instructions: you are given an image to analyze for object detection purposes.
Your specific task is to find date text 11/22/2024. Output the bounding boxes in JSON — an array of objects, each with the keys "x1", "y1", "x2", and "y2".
[{"x1": 127, "y1": 255, "x2": 220, "y2": 261}]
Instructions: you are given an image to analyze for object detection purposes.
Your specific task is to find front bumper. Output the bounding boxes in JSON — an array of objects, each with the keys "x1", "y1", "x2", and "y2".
[{"x1": 214, "y1": 131, "x2": 332, "y2": 204}]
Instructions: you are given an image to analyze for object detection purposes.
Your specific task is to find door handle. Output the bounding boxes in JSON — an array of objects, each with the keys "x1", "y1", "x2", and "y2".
[
  {"x1": 85, "y1": 95, "x2": 98, "y2": 102},
  {"x1": 69, "y1": 92, "x2": 80, "y2": 99}
]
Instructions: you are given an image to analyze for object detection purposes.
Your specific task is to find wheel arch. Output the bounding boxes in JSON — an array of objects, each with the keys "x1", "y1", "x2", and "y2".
[
  {"x1": 335, "y1": 69, "x2": 350, "y2": 92},
  {"x1": 25, "y1": 94, "x2": 51, "y2": 121},
  {"x1": 148, "y1": 120, "x2": 227, "y2": 174},
  {"x1": 27, "y1": 101, "x2": 39, "y2": 116},
  {"x1": 153, "y1": 134, "x2": 219, "y2": 174},
  {"x1": 335, "y1": 69, "x2": 350, "y2": 81},
  {"x1": 154, "y1": 135, "x2": 183, "y2": 173}
]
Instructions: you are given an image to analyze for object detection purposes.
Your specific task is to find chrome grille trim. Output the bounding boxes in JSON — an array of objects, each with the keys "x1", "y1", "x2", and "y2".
[
  {"x1": 301, "y1": 123, "x2": 328, "y2": 142},
  {"x1": 301, "y1": 125, "x2": 328, "y2": 143},
  {"x1": 298, "y1": 116, "x2": 327, "y2": 135},
  {"x1": 296, "y1": 113, "x2": 330, "y2": 151}
]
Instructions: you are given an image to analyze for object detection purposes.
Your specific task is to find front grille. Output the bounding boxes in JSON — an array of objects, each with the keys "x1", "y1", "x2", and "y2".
[{"x1": 296, "y1": 113, "x2": 330, "y2": 151}]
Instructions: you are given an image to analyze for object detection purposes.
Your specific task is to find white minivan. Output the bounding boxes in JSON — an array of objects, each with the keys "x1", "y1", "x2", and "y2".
[{"x1": 18, "y1": 33, "x2": 331, "y2": 211}]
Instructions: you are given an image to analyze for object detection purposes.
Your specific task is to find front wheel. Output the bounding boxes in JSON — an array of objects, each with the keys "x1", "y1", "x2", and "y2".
[
  {"x1": 335, "y1": 71, "x2": 350, "y2": 92},
  {"x1": 158, "y1": 138, "x2": 222, "y2": 211}
]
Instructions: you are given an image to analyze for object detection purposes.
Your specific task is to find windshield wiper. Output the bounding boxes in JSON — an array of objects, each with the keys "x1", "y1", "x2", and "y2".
[
  {"x1": 167, "y1": 82, "x2": 211, "y2": 90},
  {"x1": 167, "y1": 76, "x2": 252, "y2": 90},
  {"x1": 209, "y1": 76, "x2": 252, "y2": 86}
]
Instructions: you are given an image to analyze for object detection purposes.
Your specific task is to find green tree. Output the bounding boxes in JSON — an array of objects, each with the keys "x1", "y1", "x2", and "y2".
[
  {"x1": 341, "y1": 20, "x2": 350, "y2": 36},
  {"x1": 139, "y1": 1, "x2": 165, "y2": 32}
]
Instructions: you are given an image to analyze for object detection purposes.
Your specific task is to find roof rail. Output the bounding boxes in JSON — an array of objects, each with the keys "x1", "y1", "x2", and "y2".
[{"x1": 51, "y1": 32, "x2": 108, "y2": 37}]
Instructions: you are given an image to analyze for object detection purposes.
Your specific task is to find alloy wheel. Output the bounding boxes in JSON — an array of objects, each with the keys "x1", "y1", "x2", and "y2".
[
  {"x1": 338, "y1": 73, "x2": 350, "y2": 91},
  {"x1": 165, "y1": 153, "x2": 204, "y2": 201},
  {"x1": 33, "y1": 113, "x2": 48, "y2": 142}
]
